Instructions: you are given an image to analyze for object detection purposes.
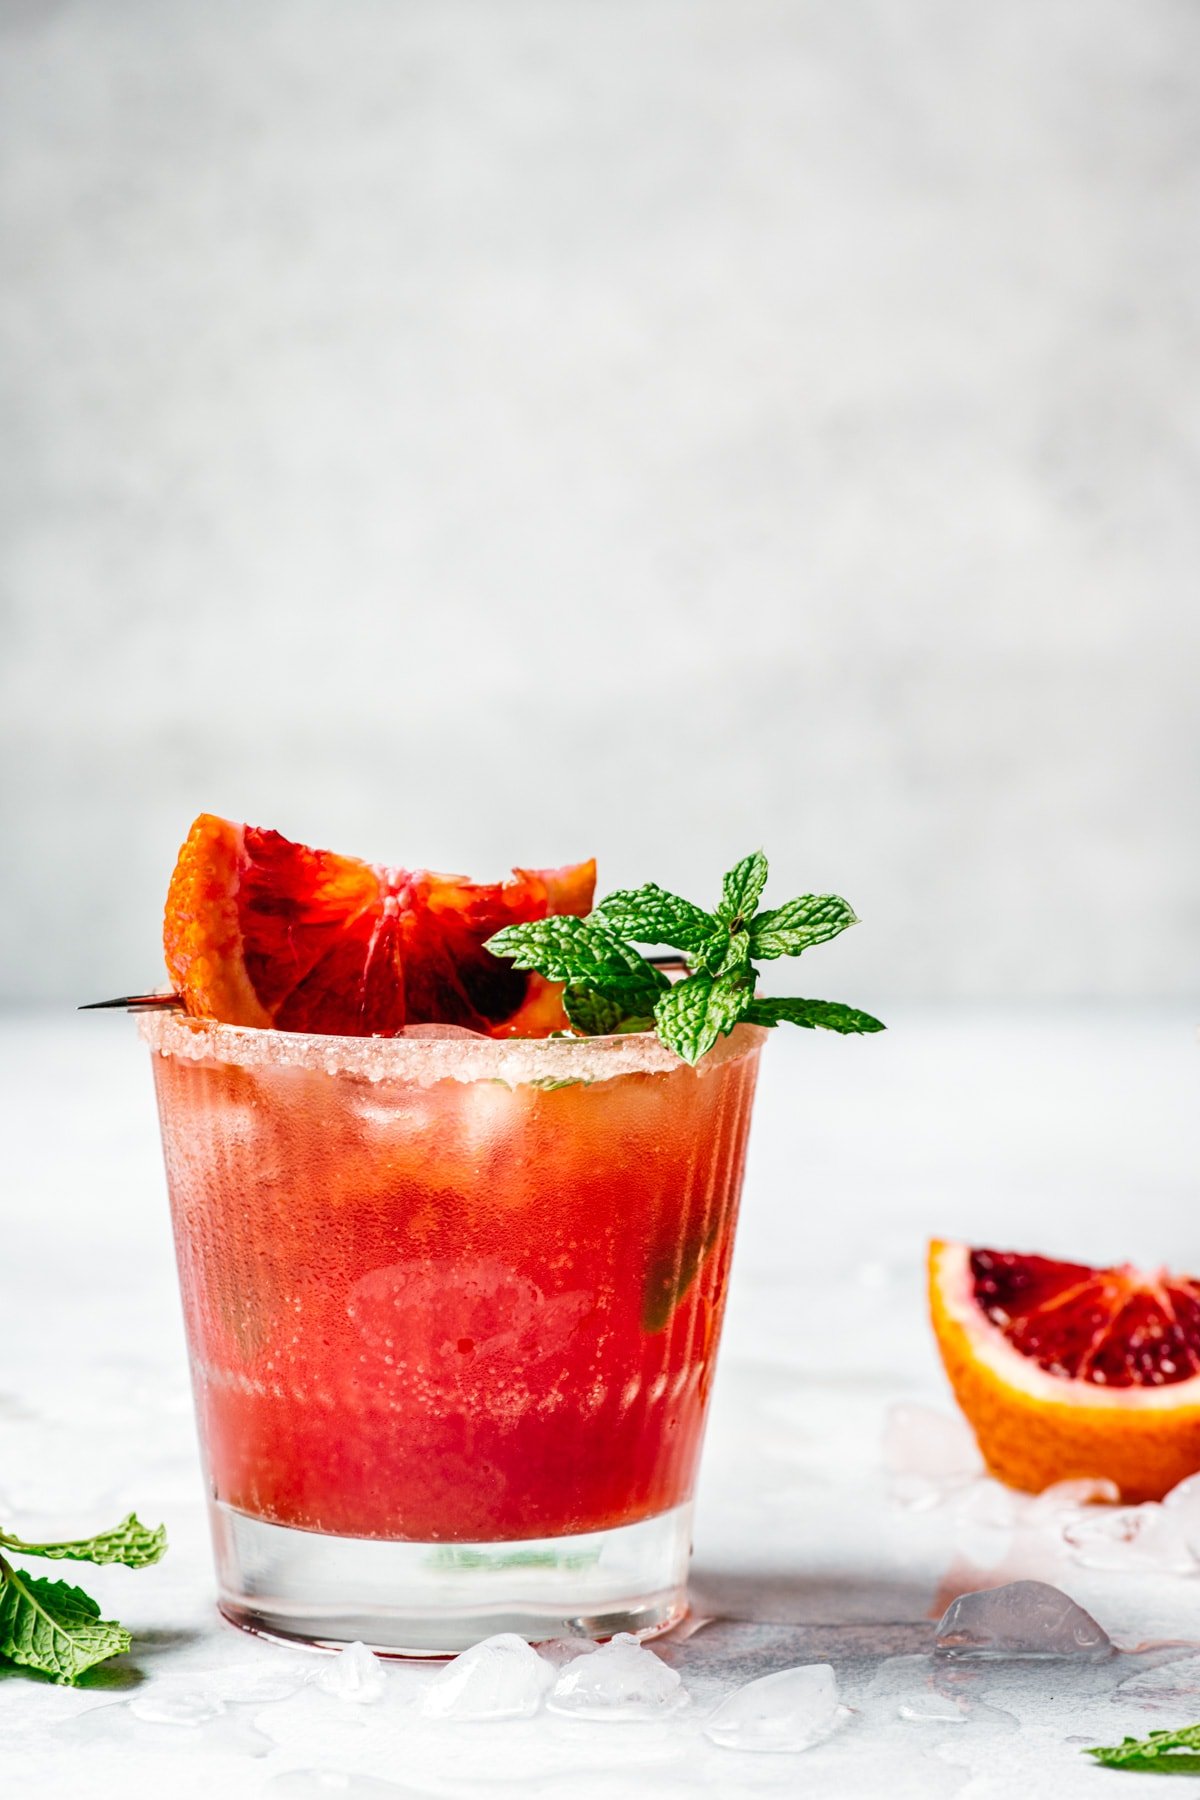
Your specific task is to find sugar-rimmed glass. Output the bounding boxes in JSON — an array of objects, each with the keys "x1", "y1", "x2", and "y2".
[{"x1": 144, "y1": 1012, "x2": 763, "y2": 1654}]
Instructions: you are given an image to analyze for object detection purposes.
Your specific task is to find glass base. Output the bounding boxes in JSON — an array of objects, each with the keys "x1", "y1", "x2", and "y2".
[{"x1": 211, "y1": 1500, "x2": 693, "y2": 1656}]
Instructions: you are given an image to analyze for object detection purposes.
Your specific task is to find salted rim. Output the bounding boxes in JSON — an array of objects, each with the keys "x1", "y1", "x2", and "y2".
[{"x1": 139, "y1": 1011, "x2": 767, "y2": 1088}]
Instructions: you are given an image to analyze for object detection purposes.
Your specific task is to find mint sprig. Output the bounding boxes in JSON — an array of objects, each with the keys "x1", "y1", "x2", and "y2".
[
  {"x1": 745, "y1": 996, "x2": 885, "y2": 1034},
  {"x1": 718, "y1": 851, "x2": 769, "y2": 928},
  {"x1": 654, "y1": 969, "x2": 755, "y2": 1065},
  {"x1": 749, "y1": 893, "x2": 859, "y2": 960},
  {"x1": 1, "y1": 1513, "x2": 167, "y2": 1570},
  {"x1": 1085, "y1": 1723, "x2": 1200, "y2": 1771},
  {"x1": 589, "y1": 884, "x2": 715, "y2": 955},
  {"x1": 0, "y1": 1511, "x2": 166, "y2": 1683},
  {"x1": 487, "y1": 916, "x2": 668, "y2": 1024},
  {"x1": 487, "y1": 852, "x2": 884, "y2": 1064}
]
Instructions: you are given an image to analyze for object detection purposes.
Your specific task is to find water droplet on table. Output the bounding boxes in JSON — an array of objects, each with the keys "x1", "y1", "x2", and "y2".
[{"x1": 129, "y1": 1690, "x2": 226, "y2": 1726}]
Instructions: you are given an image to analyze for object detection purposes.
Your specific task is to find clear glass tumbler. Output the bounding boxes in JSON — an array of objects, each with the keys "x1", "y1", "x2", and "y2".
[{"x1": 145, "y1": 1012, "x2": 763, "y2": 1653}]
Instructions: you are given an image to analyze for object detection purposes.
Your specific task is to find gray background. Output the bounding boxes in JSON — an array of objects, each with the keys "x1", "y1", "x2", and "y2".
[{"x1": 3, "y1": 0, "x2": 1198, "y2": 1006}]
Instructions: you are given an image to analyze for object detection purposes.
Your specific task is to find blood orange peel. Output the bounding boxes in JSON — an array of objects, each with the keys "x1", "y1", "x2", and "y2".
[
  {"x1": 929, "y1": 1239, "x2": 1200, "y2": 1503},
  {"x1": 164, "y1": 814, "x2": 595, "y2": 1039}
]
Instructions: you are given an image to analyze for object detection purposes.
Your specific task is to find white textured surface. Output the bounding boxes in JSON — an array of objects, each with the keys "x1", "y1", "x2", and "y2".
[
  {"x1": 5, "y1": 1007, "x2": 1200, "y2": 1796},
  {"x1": 3, "y1": 1, "x2": 1200, "y2": 1005}
]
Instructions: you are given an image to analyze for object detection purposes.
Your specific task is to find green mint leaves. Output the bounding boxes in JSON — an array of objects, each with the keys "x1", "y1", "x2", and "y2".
[
  {"x1": 487, "y1": 916, "x2": 668, "y2": 1038},
  {"x1": 0, "y1": 1513, "x2": 167, "y2": 1570},
  {"x1": 749, "y1": 893, "x2": 859, "y2": 960},
  {"x1": 1085, "y1": 1723, "x2": 1200, "y2": 1772},
  {"x1": 718, "y1": 851, "x2": 769, "y2": 928},
  {"x1": 590, "y1": 883, "x2": 717, "y2": 955},
  {"x1": 745, "y1": 996, "x2": 886, "y2": 1034},
  {"x1": 654, "y1": 969, "x2": 755, "y2": 1065},
  {"x1": 0, "y1": 1562, "x2": 130, "y2": 1685},
  {"x1": 487, "y1": 851, "x2": 884, "y2": 1064},
  {"x1": 0, "y1": 1511, "x2": 166, "y2": 1683}
]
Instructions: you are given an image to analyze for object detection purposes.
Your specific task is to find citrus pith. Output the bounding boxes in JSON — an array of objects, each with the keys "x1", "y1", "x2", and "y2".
[{"x1": 928, "y1": 1238, "x2": 1200, "y2": 1503}]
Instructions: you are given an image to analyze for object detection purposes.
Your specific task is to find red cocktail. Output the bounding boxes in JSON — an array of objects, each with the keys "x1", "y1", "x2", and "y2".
[
  {"x1": 137, "y1": 814, "x2": 880, "y2": 1650},
  {"x1": 147, "y1": 1012, "x2": 762, "y2": 1650}
]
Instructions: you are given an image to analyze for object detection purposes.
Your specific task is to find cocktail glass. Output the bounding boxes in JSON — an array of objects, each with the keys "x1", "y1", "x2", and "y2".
[{"x1": 144, "y1": 1012, "x2": 763, "y2": 1653}]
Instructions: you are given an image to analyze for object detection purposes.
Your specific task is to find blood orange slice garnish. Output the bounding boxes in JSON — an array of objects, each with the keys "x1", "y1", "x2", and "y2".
[
  {"x1": 929, "y1": 1239, "x2": 1200, "y2": 1502},
  {"x1": 163, "y1": 814, "x2": 595, "y2": 1038}
]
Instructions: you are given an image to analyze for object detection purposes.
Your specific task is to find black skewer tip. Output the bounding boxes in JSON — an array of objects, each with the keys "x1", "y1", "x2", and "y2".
[{"x1": 79, "y1": 992, "x2": 183, "y2": 1012}]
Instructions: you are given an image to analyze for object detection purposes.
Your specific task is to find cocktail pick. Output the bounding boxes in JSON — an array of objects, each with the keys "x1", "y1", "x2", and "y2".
[
  {"x1": 81, "y1": 960, "x2": 685, "y2": 1013},
  {"x1": 79, "y1": 992, "x2": 184, "y2": 1011}
]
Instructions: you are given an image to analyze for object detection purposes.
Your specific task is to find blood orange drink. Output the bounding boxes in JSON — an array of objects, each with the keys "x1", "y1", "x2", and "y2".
[
  {"x1": 146, "y1": 1011, "x2": 763, "y2": 1651},
  {"x1": 134, "y1": 817, "x2": 880, "y2": 1653}
]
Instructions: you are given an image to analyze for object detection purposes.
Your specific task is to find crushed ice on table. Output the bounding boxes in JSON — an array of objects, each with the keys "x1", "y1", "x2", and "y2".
[
  {"x1": 417, "y1": 1633, "x2": 550, "y2": 1721},
  {"x1": 535, "y1": 1636, "x2": 601, "y2": 1669},
  {"x1": 702, "y1": 1663, "x2": 847, "y2": 1753},
  {"x1": 1061, "y1": 1502, "x2": 1193, "y2": 1573},
  {"x1": 934, "y1": 1580, "x2": 1112, "y2": 1660},
  {"x1": 1064, "y1": 1471, "x2": 1200, "y2": 1574},
  {"x1": 313, "y1": 1641, "x2": 388, "y2": 1704},
  {"x1": 1164, "y1": 1471, "x2": 1200, "y2": 1540},
  {"x1": 883, "y1": 1403, "x2": 983, "y2": 1509},
  {"x1": 547, "y1": 1632, "x2": 687, "y2": 1720},
  {"x1": 884, "y1": 1405, "x2": 1200, "y2": 1578}
]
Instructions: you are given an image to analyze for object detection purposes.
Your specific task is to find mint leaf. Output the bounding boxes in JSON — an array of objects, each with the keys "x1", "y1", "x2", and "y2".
[
  {"x1": 1, "y1": 1513, "x2": 167, "y2": 1570},
  {"x1": 593, "y1": 884, "x2": 717, "y2": 954},
  {"x1": 487, "y1": 917, "x2": 666, "y2": 1006},
  {"x1": 493, "y1": 856, "x2": 883, "y2": 1055},
  {"x1": 749, "y1": 894, "x2": 858, "y2": 960},
  {"x1": 643, "y1": 1224, "x2": 719, "y2": 1332},
  {"x1": 564, "y1": 986, "x2": 641, "y2": 1036},
  {"x1": 654, "y1": 971, "x2": 754, "y2": 1064},
  {"x1": 0, "y1": 1557, "x2": 130, "y2": 1684},
  {"x1": 1086, "y1": 1723, "x2": 1200, "y2": 1769},
  {"x1": 718, "y1": 852, "x2": 768, "y2": 927},
  {"x1": 746, "y1": 997, "x2": 885, "y2": 1035},
  {"x1": 708, "y1": 930, "x2": 754, "y2": 977}
]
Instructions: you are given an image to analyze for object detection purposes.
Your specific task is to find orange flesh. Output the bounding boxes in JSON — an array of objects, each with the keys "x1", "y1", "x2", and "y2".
[
  {"x1": 164, "y1": 814, "x2": 595, "y2": 1038},
  {"x1": 929, "y1": 1239, "x2": 1200, "y2": 1502}
]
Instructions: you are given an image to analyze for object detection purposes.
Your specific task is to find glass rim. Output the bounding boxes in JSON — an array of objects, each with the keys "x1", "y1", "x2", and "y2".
[{"x1": 140, "y1": 1010, "x2": 767, "y2": 1087}]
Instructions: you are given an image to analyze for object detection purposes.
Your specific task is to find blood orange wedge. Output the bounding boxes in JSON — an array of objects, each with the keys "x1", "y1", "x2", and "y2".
[
  {"x1": 163, "y1": 814, "x2": 595, "y2": 1037},
  {"x1": 929, "y1": 1239, "x2": 1200, "y2": 1502}
]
